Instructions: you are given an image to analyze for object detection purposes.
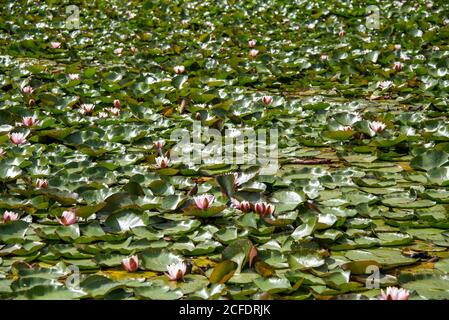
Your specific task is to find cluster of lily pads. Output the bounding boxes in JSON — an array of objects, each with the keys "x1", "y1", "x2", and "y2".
[{"x1": 0, "y1": 0, "x2": 449, "y2": 300}]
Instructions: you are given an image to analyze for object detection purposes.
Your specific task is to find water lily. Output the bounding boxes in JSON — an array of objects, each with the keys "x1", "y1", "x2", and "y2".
[
  {"x1": 130, "y1": 46, "x2": 137, "y2": 54},
  {"x1": 394, "y1": 44, "x2": 401, "y2": 50},
  {"x1": 57, "y1": 210, "x2": 78, "y2": 226},
  {"x1": 369, "y1": 121, "x2": 387, "y2": 133},
  {"x1": 3, "y1": 211, "x2": 19, "y2": 222},
  {"x1": 338, "y1": 30, "x2": 345, "y2": 37},
  {"x1": 22, "y1": 86, "x2": 34, "y2": 94},
  {"x1": 261, "y1": 95, "x2": 273, "y2": 105},
  {"x1": 122, "y1": 255, "x2": 139, "y2": 272},
  {"x1": 50, "y1": 42, "x2": 61, "y2": 48},
  {"x1": 0, "y1": 148, "x2": 5, "y2": 157},
  {"x1": 248, "y1": 39, "x2": 257, "y2": 47},
  {"x1": 114, "y1": 47, "x2": 124, "y2": 55},
  {"x1": 155, "y1": 156, "x2": 170, "y2": 168},
  {"x1": 173, "y1": 65, "x2": 185, "y2": 74},
  {"x1": 154, "y1": 139, "x2": 165, "y2": 149},
  {"x1": 107, "y1": 107, "x2": 121, "y2": 116},
  {"x1": 194, "y1": 194, "x2": 215, "y2": 210},
  {"x1": 113, "y1": 99, "x2": 121, "y2": 108},
  {"x1": 68, "y1": 73, "x2": 79, "y2": 80},
  {"x1": 165, "y1": 261, "x2": 187, "y2": 281},
  {"x1": 341, "y1": 125, "x2": 353, "y2": 131},
  {"x1": 320, "y1": 54, "x2": 329, "y2": 61},
  {"x1": 35, "y1": 178, "x2": 48, "y2": 189},
  {"x1": 254, "y1": 202, "x2": 275, "y2": 216},
  {"x1": 22, "y1": 116, "x2": 38, "y2": 127},
  {"x1": 393, "y1": 61, "x2": 403, "y2": 71},
  {"x1": 249, "y1": 49, "x2": 259, "y2": 58},
  {"x1": 231, "y1": 198, "x2": 251, "y2": 213},
  {"x1": 379, "y1": 287, "x2": 410, "y2": 300},
  {"x1": 377, "y1": 80, "x2": 393, "y2": 90},
  {"x1": 9, "y1": 132, "x2": 27, "y2": 145},
  {"x1": 98, "y1": 111, "x2": 108, "y2": 118},
  {"x1": 80, "y1": 104, "x2": 95, "y2": 115}
]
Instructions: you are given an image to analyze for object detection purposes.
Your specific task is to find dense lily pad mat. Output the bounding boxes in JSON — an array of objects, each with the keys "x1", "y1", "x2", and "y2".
[{"x1": 0, "y1": 0, "x2": 449, "y2": 300}]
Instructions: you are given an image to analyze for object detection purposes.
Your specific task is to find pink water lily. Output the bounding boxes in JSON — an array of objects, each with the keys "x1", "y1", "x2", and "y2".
[
  {"x1": 369, "y1": 121, "x2": 386, "y2": 133},
  {"x1": 122, "y1": 255, "x2": 139, "y2": 272},
  {"x1": 261, "y1": 95, "x2": 273, "y2": 105},
  {"x1": 80, "y1": 104, "x2": 95, "y2": 115},
  {"x1": 231, "y1": 198, "x2": 251, "y2": 213},
  {"x1": 57, "y1": 210, "x2": 78, "y2": 226},
  {"x1": 254, "y1": 202, "x2": 275, "y2": 216},
  {"x1": 338, "y1": 30, "x2": 345, "y2": 37},
  {"x1": 320, "y1": 54, "x2": 329, "y2": 61},
  {"x1": 114, "y1": 47, "x2": 124, "y2": 55},
  {"x1": 173, "y1": 65, "x2": 185, "y2": 74},
  {"x1": 155, "y1": 156, "x2": 170, "y2": 168},
  {"x1": 9, "y1": 132, "x2": 27, "y2": 145},
  {"x1": 379, "y1": 287, "x2": 410, "y2": 300},
  {"x1": 22, "y1": 86, "x2": 34, "y2": 94},
  {"x1": 130, "y1": 46, "x2": 137, "y2": 54},
  {"x1": 248, "y1": 39, "x2": 257, "y2": 47},
  {"x1": 107, "y1": 107, "x2": 121, "y2": 116},
  {"x1": 393, "y1": 61, "x2": 403, "y2": 71},
  {"x1": 394, "y1": 44, "x2": 401, "y2": 50},
  {"x1": 154, "y1": 139, "x2": 165, "y2": 149},
  {"x1": 113, "y1": 99, "x2": 121, "y2": 108},
  {"x1": 341, "y1": 125, "x2": 353, "y2": 131},
  {"x1": 22, "y1": 116, "x2": 38, "y2": 127},
  {"x1": 50, "y1": 42, "x2": 61, "y2": 48},
  {"x1": 165, "y1": 261, "x2": 187, "y2": 281},
  {"x1": 35, "y1": 178, "x2": 48, "y2": 189},
  {"x1": 194, "y1": 194, "x2": 215, "y2": 210},
  {"x1": 3, "y1": 211, "x2": 19, "y2": 222},
  {"x1": 249, "y1": 49, "x2": 259, "y2": 58},
  {"x1": 68, "y1": 73, "x2": 79, "y2": 81}
]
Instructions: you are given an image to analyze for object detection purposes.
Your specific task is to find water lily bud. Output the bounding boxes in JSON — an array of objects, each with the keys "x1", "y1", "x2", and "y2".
[
  {"x1": 338, "y1": 30, "x2": 345, "y2": 37},
  {"x1": 261, "y1": 95, "x2": 273, "y2": 105},
  {"x1": 165, "y1": 261, "x2": 187, "y2": 281},
  {"x1": 254, "y1": 202, "x2": 275, "y2": 216},
  {"x1": 3, "y1": 211, "x2": 19, "y2": 222},
  {"x1": 393, "y1": 61, "x2": 403, "y2": 71},
  {"x1": 231, "y1": 199, "x2": 251, "y2": 213},
  {"x1": 113, "y1": 99, "x2": 121, "y2": 108},
  {"x1": 22, "y1": 86, "x2": 34, "y2": 94},
  {"x1": 51, "y1": 42, "x2": 61, "y2": 49},
  {"x1": 155, "y1": 156, "x2": 170, "y2": 168},
  {"x1": 9, "y1": 132, "x2": 27, "y2": 145},
  {"x1": 154, "y1": 139, "x2": 165, "y2": 149},
  {"x1": 173, "y1": 65, "x2": 185, "y2": 74},
  {"x1": 193, "y1": 194, "x2": 215, "y2": 210},
  {"x1": 57, "y1": 210, "x2": 77, "y2": 226},
  {"x1": 249, "y1": 49, "x2": 259, "y2": 58},
  {"x1": 248, "y1": 39, "x2": 257, "y2": 47},
  {"x1": 130, "y1": 46, "x2": 137, "y2": 54},
  {"x1": 36, "y1": 178, "x2": 49, "y2": 189},
  {"x1": 379, "y1": 287, "x2": 410, "y2": 300},
  {"x1": 22, "y1": 116, "x2": 38, "y2": 127},
  {"x1": 122, "y1": 255, "x2": 139, "y2": 272}
]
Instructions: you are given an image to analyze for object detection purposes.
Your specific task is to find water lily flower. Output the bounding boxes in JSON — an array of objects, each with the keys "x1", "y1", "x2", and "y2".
[
  {"x1": 22, "y1": 116, "x2": 38, "y2": 127},
  {"x1": 248, "y1": 39, "x2": 257, "y2": 47},
  {"x1": 113, "y1": 99, "x2": 121, "y2": 108},
  {"x1": 57, "y1": 210, "x2": 78, "y2": 226},
  {"x1": 173, "y1": 65, "x2": 185, "y2": 74},
  {"x1": 80, "y1": 104, "x2": 95, "y2": 115},
  {"x1": 181, "y1": 19, "x2": 189, "y2": 26},
  {"x1": 3, "y1": 211, "x2": 19, "y2": 222},
  {"x1": 341, "y1": 126, "x2": 353, "y2": 131},
  {"x1": 249, "y1": 49, "x2": 259, "y2": 58},
  {"x1": 154, "y1": 139, "x2": 165, "y2": 149},
  {"x1": 307, "y1": 23, "x2": 316, "y2": 30},
  {"x1": 379, "y1": 287, "x2": 410, "y2": 300},
  {"x1": 107, "y1": 107, "x2": 121, "y2": 116},
  {"x1": 130, "y1": 46, "x2": 137, "y2": 54},
  {"x1": 165, "y1": 261, "x2": 187, "y2": 281},
  {"x1": 22, "y1": 86, "x2": 34, "y2": 94},
  {"x1": 122, "y1": 255, "x2": 139, "y2": 272},
  {"x1": 126, "y1": 11, "x2": 136, "y2": 19},
  {"x1": 114, "y1": 47, "x2": 124, "y2": 55},
  {"x1": 320, "y1": 54, "x2": 329, "y2": 61},
  {"x1": 338, "y1": 30, "x2": 345, "y2": 37},
  {"x1": 155, "y1": 156, "x2": 170, "y2": 168},
  {"x1": 261, "y1": 95, "x2": 273, "y2": 105},
  {"x1": 9, "y1": 132, "x2": 27, "y2": 145},
  {"x1": 68, "y1": 73, "x2": 79, "y2": 80},
  {"x1": 394, "y1": 44, "x2": 401, "y2": 50},
  {"x1": 369, "y1": 121, "x2": 387, "y2": 133},
  {"x1": 0, "y1": 148, "x2": 5, "y2": 157},
  {"x1": 35, "y1": 178, "x2": 48, "y2": 189},
  {"x1": 98, "y1": 111, "x2": 108, "y2": 118},
  {"x1": 254, "y1": 202, "x2": 275, "y2": 216},
  {"x1": 393, "y1": 61, "x2": 403, "y2": 71},
  {"x1": 194, "y1": 194, "x2": 215, "y2": 210},
  {"x1": 50, "y1": 42, "x2": 61, "y2": 48},
  {"x1": 205, "y1": 21, "x2": 214, "y2": 28},
  {"x1": 377, "y1": 80, "x2": 393, "y2": 90},
  {"x1": 231, "y1": 198, "x2": 251, "y2": 213}
]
